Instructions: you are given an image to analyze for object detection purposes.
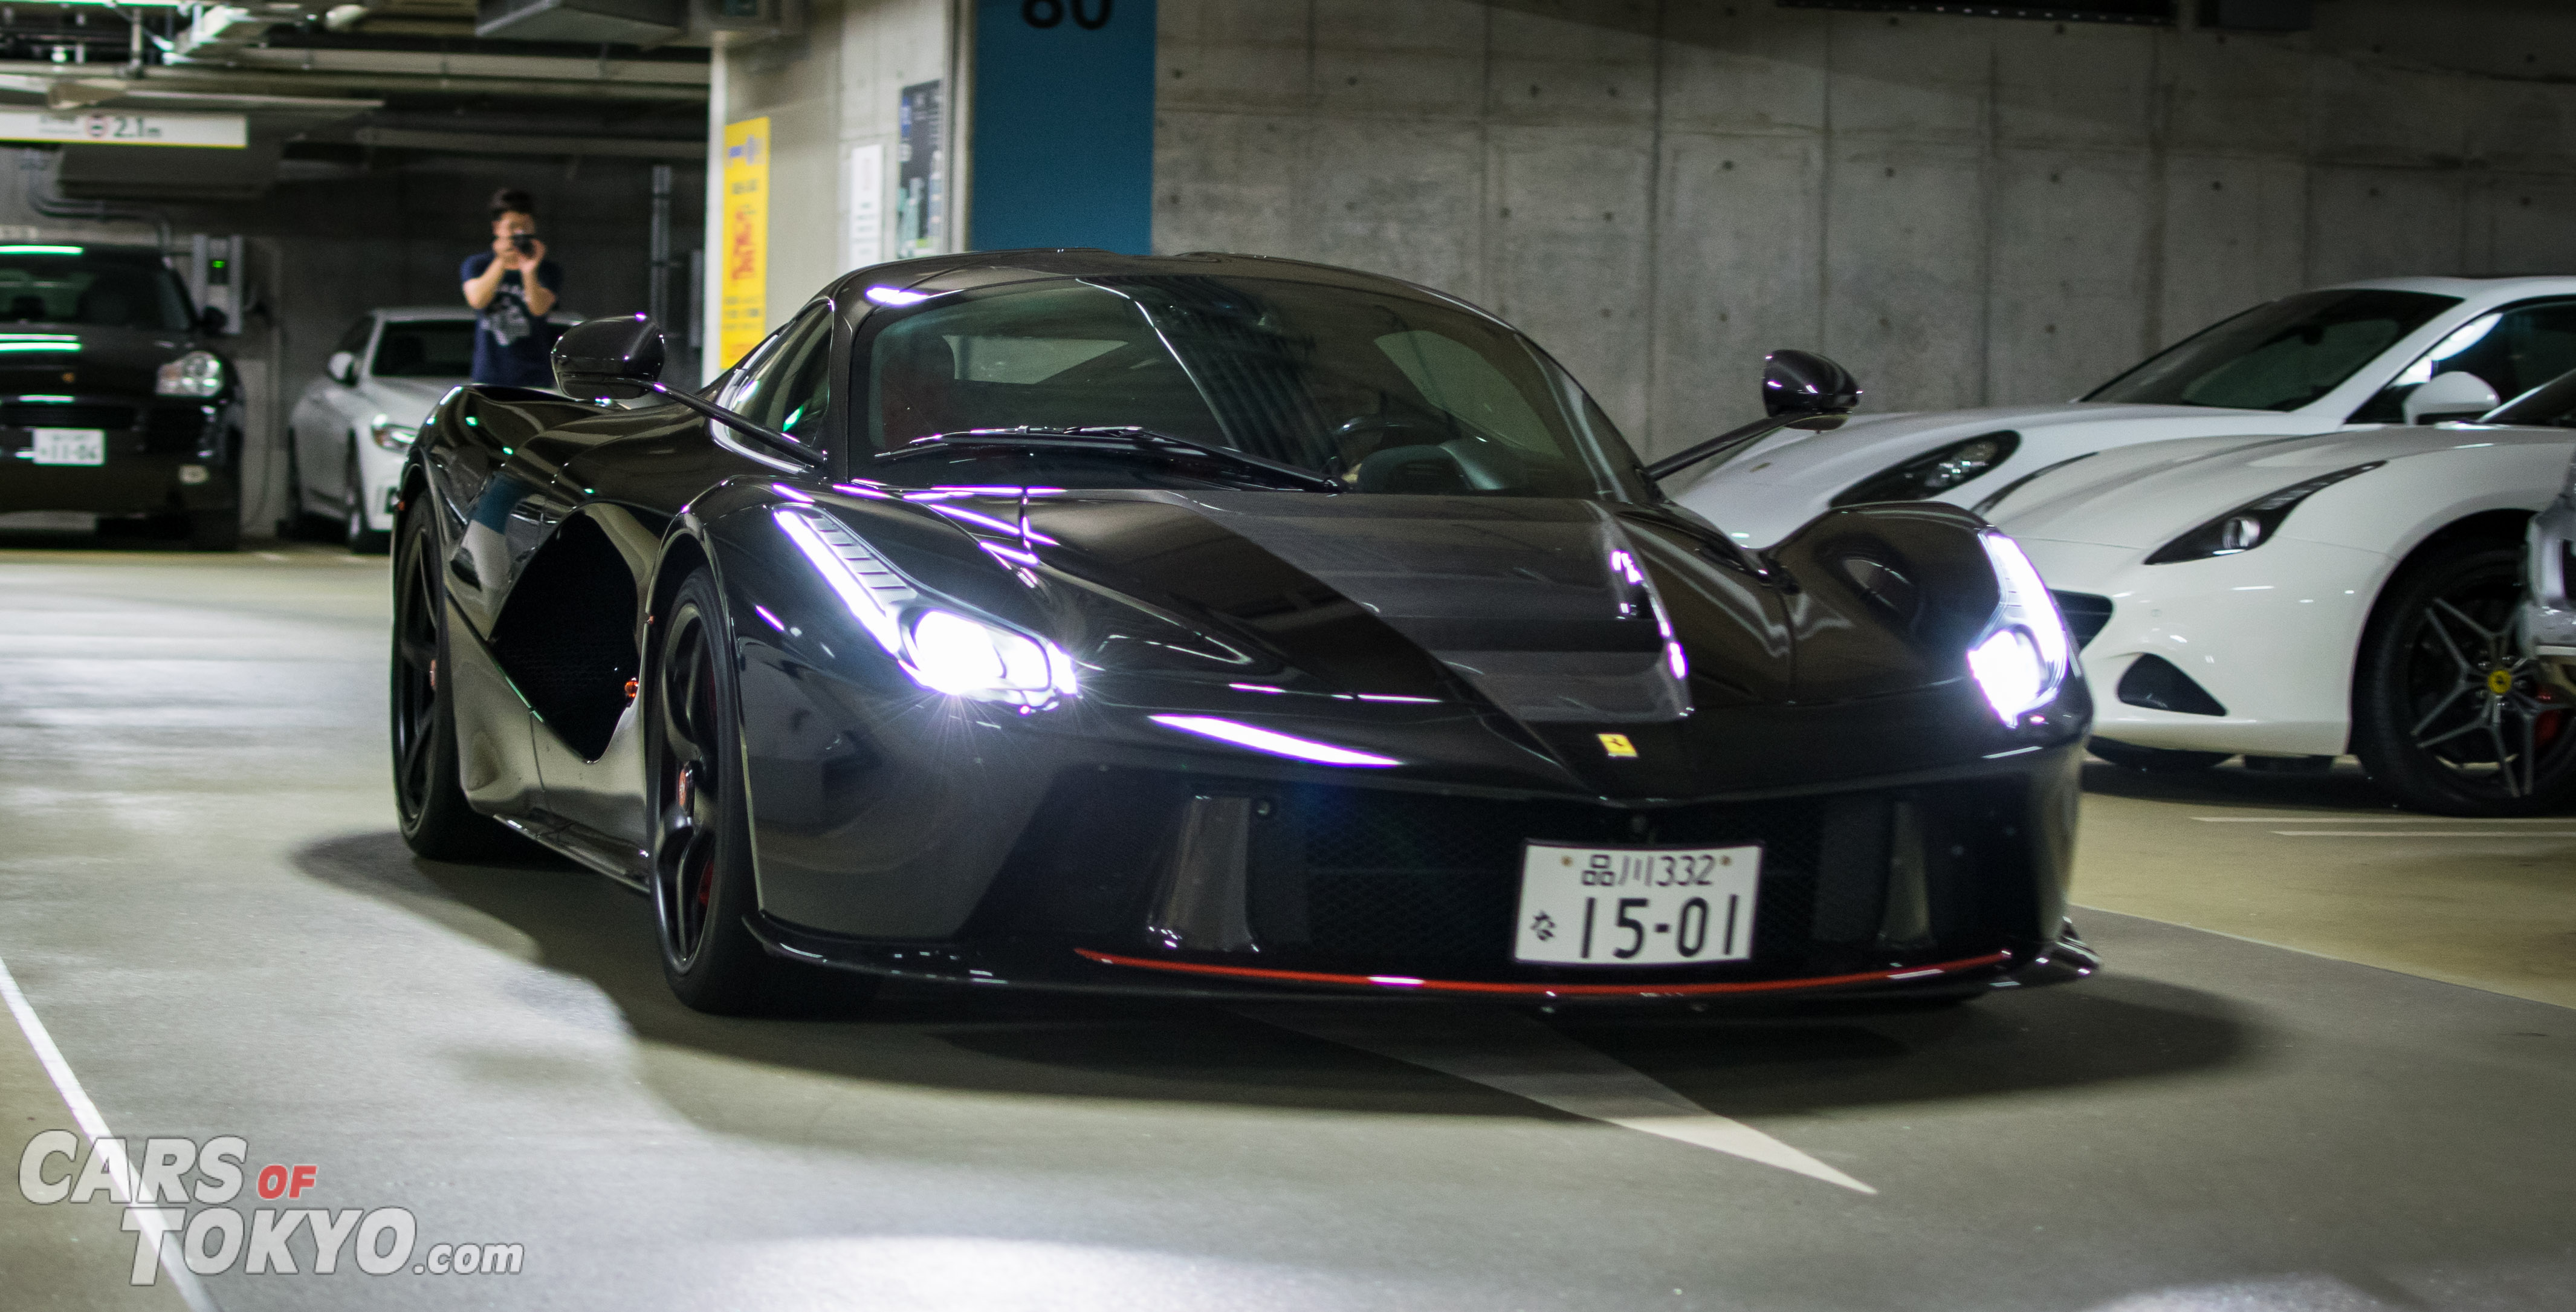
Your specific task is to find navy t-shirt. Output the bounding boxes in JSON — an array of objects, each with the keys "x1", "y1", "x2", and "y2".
[{"x1": 459, "y1": 252, "x2": 566, "y2": 388}]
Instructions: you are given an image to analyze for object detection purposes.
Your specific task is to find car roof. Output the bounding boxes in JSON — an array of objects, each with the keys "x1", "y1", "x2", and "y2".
[
  {"x1": 827, "y1": 248, "x2": 1498, "y2": 322},
  {"x1": 2324, "y1": 275, "x2": 2576, "y2": 300}
]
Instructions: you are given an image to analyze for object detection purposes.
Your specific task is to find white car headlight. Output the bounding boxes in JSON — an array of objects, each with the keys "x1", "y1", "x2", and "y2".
[
  {"x1": 155, "y1": 350, "x2": 224, "y2": 397},
  {"x1": 1969, "y1": 530, "x2": 2073, "y2": 724},
  {"x1": 775, "y1": 507, "x2": 1078, "y2": 707},
  {"x1": 369, "y1": 414, "x2": 418, "y2": 452}
]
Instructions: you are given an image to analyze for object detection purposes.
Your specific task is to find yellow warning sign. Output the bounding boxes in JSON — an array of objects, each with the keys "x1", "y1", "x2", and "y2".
[{"x1": 720, "y1": 117, "x2": 770, "y2": 369}]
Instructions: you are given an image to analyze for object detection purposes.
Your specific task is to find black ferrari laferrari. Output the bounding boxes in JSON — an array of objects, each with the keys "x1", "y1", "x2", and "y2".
[{"x1": 393, "y1": 249, "x2": 2097, "y2": 1013}]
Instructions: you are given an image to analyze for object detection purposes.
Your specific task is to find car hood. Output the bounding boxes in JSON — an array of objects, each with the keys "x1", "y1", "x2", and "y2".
[
  {"x1": 1671, "y1": 401, "x2": 2328, "y2": 548},
  {"x1": 823, "y1": 486, "x2": 2050, "y2": 796},
  {"x1": 0, "y1": 324, "x2": 210, "y2": 397},
  {"x1": 1992, "y1": 425, "x2": 2499, "y2": 551}
]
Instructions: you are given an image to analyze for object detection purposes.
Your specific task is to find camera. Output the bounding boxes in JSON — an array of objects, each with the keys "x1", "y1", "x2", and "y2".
[{"x1": 510, "y1": 233, "x2": 537, "y2": 256}]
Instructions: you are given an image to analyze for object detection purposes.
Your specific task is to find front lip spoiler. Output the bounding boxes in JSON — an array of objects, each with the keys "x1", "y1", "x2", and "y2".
[{"x1": 1072, "y1": 947, "x2": 2015, "y2": 998}]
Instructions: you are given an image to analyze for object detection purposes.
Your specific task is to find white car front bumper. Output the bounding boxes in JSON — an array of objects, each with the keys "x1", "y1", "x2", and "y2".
[{"x1": 2020, "y1": 535, "x2": 2395, "y2": 757}]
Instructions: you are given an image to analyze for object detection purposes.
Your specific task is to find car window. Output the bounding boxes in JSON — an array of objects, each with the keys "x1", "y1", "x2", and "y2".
[
  {"x1": 2348, "y1": 299, "x2": 2576, "y2": 423},
  {"x1": 0, "y1": 248, "x2": 195, "y2": 331},
  {"x1": 333, "y1": 316, "x2": 375, "y2": 357},
  {"x1": 2481, "y1": 367, "x2": 2576, "y2": 429},
  {"x1": 717, "y1": 303, "x2": 832, "y2": 444},
  {"x1": 861, "y1": 276, "x2": 1642, "y2": 498},
  {"x1": 371, "y1": 320, "x2": 475, "y2": 378},
  {"x1": 2084, "y1": 289, "x2": 2456, "y2": 412}
]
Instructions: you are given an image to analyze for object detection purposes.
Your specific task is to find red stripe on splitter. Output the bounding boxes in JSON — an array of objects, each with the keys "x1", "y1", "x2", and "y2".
[{"x1": 1071, "y1": 948, "x2": 2013, "y2": 997}]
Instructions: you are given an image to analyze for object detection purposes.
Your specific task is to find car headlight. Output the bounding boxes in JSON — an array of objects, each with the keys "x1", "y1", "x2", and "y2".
[
  {"x1": 1968, "y1": 531, "x2": 2073, "y2": 724},
  {"x1": 369, "y1": 414, "x2": 418, "y2": 452},
  {"x1": 902, "y1": 609, "x2": 1076, "y2": 704},
  {"x1": 1833, "y1": 430, "x2": 2020, "y2": 507},
  {"x1": 155, "y1": 350, "x2": 224, "y2": 397},
  {"x1": 2143, "y1": 462, "x2": 2384, "y2": 565},
  {"x1": 774, "y1": 507, "x2": 1078, "y2": 707}
]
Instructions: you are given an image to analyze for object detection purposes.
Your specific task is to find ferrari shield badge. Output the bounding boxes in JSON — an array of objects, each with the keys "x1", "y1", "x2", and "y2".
[{"x1": 1597, "y1": 733, "x2": 1638, "y2": 759}]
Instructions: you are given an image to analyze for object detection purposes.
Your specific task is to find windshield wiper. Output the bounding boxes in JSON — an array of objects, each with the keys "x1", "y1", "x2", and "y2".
[{"x1": 875, "y1": 426, "x2": 1342, "y2": 493}]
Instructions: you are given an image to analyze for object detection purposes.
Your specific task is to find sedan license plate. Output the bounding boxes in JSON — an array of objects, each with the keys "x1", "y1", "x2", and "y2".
[
  {"x1": 1513, "y1": 842, "x2": 1759, "y2": 966},
  {"x1": 31, "y1": 428, "x2": 105, "y2": 466}
]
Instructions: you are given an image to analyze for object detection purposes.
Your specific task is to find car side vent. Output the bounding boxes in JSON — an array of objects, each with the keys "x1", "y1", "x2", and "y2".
[
  {"x1": 2115, "y1": 654, "x2": 2227, "y2": 717},
  {"x1": 2050, "y1": 591, "x2": 2113, "y2": 649},
  {"x1": 488, "y1": 513, "x2": 639, "y2": 761}
]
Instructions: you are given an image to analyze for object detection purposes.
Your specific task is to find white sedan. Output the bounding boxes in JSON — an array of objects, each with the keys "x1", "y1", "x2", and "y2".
[
  {"x1": 1676, "y1": 276, "x2": 2576, "y2": 548},
  {"x1": 1987, "y1": 377, "x2": 2576, "y2": 817},
  {"x1": 284, "y1": 306, "x2": 577, "y2": 552}
]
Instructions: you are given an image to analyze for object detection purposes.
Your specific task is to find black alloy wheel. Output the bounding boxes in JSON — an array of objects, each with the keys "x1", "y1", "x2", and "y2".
[
  {"x1": 2353, "y1": 542, "x2": 2576, "y2": 816},
  {"x1": 392, "y1": 496, "x2": 537, "y2": 860},
  {"x1": 2088, "y1": 738, "x2": 2231, "y2": 773},
  {"x1": 344, "y1": 440, "x2": 389, "y2": 554},
  {"x1": 647, "y1": 569, "x2": 870, "y2": 1014}
]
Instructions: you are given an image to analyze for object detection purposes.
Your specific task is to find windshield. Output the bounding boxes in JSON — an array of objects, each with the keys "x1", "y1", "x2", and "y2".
[
  {"x1": 372, "y1": 319, "x2": 475, "y2": 378},
  {"x1": 2085, "y1": 289, "x2": 2456, "y2": 412},
  {"x1": 863, "y1": 276, "x2": 1645, "y2": 498},
  {"x1": 0, "y1": 248, "x2": 193, "y2": 332},
  {"x1": 2484, "y1": 368, "x2": 2576, "y2": 429}
]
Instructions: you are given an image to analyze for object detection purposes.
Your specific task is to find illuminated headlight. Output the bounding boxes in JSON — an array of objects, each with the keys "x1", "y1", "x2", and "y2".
[
  {"x1": 155, "y1": 351, "x2": 224, "y2": 397},
  {"x1": 775, "y1": 507, "x2": 1077, "y2": 707},
  {"x1": 369, "y1": 414, "x2": 418, "y2": 452},
  {"x1": 903, "y1": 609, "x2": 1076, "y2": 704},
  {"x1": 1969, "y1": 531, "x2": 2072, "y2": 724}
]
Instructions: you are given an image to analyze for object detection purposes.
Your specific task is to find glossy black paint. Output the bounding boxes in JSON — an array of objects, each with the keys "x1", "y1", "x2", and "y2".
[
  {"x1": 0, "y1": 248, "x2": 245, "y2": 529},
  {"x1": 400, "y1": 249, "x2": 2094, "y2": 1004}
]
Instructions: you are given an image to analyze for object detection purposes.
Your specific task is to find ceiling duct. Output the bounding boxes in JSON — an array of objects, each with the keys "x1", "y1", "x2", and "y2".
[{"x1": 476, "y1": 0, "x2": 683, "y2": 44}]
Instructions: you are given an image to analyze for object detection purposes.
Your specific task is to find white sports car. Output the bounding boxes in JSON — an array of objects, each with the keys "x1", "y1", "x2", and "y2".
[
  {"x1": 1676, "y1": 276, "x2": 2576, "y2": 548},
  {"x1": 1987, "y1": 372, "x2": 2576, "y2": 816}
]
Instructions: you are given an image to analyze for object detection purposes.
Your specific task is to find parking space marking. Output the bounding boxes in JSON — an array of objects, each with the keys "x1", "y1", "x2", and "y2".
[
  {"x1": 2192, "y1": 816, "x2": 2574, "y2": 823},
  {"x1": 0, "y1": 951, "x2": 219, "y2": 1311},
  {"x1": 1244, "y1": 1004, "x2": 1874, "y2": 1195},
  {"x1": 2268, "y1": 831, "x2": 2576, "y2": 838}
]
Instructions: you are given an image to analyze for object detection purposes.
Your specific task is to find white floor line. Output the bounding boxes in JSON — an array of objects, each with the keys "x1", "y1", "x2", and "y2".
[
  {"x1": 1243, "y1": 1004, "x2": 1874, "y2": 1195},
  {"x1": 2270, "y1": 830, "x2": 2576, "y2": 838},
  {"x1": 0, "y1": 950, "x2": 221, "y2": 1312},
  {"x1": 2195, "y1": 816, "x2": 2572, "y2": 823}
]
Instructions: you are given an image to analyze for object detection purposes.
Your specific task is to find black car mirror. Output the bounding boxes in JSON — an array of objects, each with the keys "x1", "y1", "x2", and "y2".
[
  {"x1": 1645, "y1": 349, "x2": 1863, "y2": 482},
  {"x1": 1762, "y1": 349, "x2": 1862, "y2": 422},
  {"x1": 552, "y1": 314, "x2": 665, "y2": 400},
  {"x1": 198, "y1": 306, "x2": 228, "y2": 336},
  {"x1": 553, "y1": 314, "x2": 823, "y2": 469}
]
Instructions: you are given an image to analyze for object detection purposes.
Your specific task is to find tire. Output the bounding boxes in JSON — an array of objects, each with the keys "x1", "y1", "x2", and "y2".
[
  {"x1": 343, "y1": 441, "x2": 389, "y2": 554},
  {"x1": 647, "y1": 568, "x2": 877, "y2": 1015},
  {"x1": 186, "y1": 507, "x2": 239, "y2": 552},
  {"x1": 2088, "y1": 738, "x2": 2230, "y2": 773},
  {"x1": 392, "y1": 496, "x2": 542, "y2": 861},
  {"x1": 2352, "y1": 541, "x2": 2576, "y2": 816}
]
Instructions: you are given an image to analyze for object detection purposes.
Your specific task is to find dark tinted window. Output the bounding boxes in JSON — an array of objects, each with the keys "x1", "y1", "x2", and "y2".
[
  {"x1": 862, "y1": 276, "x2": 1639, "y2": 498},
  {"x1": 2482, "y1": 368, "x2": 2576, "y2": 430},
  {"x1": 371, "y1": 320, "x2": 476, "y2": 378},
  {"x1": 2348, "y1": 300, "x2": 2576, "y2": 424},
  {"x1": 717, "y1": 303, "x2": 832, "y2": 444},
  {"x1": 0, "y1": 247, "x2": 193, "y2": 331},
  {"x1": 2086, "y1": 289, "x2": 2456, "y2": 412}
]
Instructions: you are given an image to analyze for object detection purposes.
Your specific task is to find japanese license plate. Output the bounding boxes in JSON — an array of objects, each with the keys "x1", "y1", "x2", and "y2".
[
  {"x1": 30, "y1": 429, "x2": 104, "y2": 466},
  {"x1": 1512, "y1": 842, "x2": 1760, "y2": 966}
]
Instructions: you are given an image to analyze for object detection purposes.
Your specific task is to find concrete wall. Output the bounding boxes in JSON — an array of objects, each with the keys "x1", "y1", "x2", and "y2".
[
  {"x1": 707, "y1": 0, "x2": 951, "y2": 378},
  {"x1": 1154, "y1": 1, "x2": 2576, "y2": 460}
]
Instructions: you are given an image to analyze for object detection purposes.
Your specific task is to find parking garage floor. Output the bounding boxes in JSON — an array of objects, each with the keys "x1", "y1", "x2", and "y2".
[{"x1": 3, "y1": 544, "x2": 2573, "y2": 1312}]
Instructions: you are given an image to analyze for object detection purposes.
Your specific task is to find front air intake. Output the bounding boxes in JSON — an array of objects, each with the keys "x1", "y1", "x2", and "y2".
[{"x1": 2116, "y1": 654, "x2": 2227, "y2": 717}]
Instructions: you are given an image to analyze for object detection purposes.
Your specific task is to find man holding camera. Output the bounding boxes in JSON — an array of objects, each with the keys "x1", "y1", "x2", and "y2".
[{"x1": 459, "y1": 187, "x2": 565, "y2": 388}]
